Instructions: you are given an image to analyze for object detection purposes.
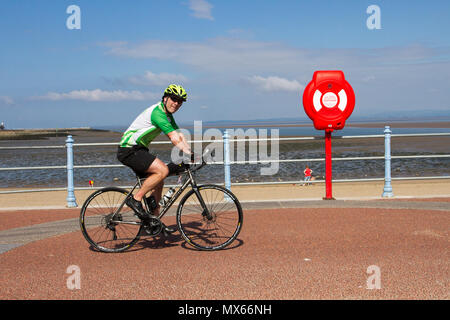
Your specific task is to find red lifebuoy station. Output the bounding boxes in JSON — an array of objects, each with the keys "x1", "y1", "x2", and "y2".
[{"x1": 302, "y1": 70, "x2": 355, "y2": 199}]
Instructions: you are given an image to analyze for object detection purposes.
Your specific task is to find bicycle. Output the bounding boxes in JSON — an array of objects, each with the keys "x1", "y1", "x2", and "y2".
[{"x1": 79, "y1": 149, "x2": 243, "y2": 253}]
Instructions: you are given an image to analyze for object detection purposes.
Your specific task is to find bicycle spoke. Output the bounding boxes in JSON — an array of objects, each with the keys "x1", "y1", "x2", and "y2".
[
  {"x1": 178, "y1": 185, "x2": 242, "y2": 250},
  {"x1": 80, "y1": 188, "x2": 142, "y2": 253}
]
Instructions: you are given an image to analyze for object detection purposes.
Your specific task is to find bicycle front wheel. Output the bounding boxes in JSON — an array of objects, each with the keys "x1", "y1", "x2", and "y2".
[
  {"x1": 177, "y1": 185, "x2": 243, "y2": 250},
  {"x1": 80, "y1": 187, "x2": 142, "y2": 253}
]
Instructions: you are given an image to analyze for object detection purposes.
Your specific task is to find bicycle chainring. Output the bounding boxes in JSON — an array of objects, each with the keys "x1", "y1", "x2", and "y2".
[{"x1": 143, "y1": 216, "x2": 163, "y2": 236}]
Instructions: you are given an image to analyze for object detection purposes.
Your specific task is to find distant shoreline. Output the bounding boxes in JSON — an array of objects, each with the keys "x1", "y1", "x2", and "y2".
[
  {"x1": 0, "y1": 127, "x2": 114, "y2": 140},
  {"x1": 1, "y1": 121, "x2": 450, "y2": 140},
  {"x1": 192, "y1": 121, "x2": 450, "y2": 129},
  {"x1": 347, "y1": 121, "x2": 450, "y2": 129}
]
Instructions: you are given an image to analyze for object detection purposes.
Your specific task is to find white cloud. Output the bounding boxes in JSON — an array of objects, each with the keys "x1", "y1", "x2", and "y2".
[
  {"x1": 128, "y1": 71, "x2": 188, "y2": 86},
  {"x1": 246, "y1": 76, "x2": 304, "y2": 92},
  {"x1": 188, "y1": 0, "x2": 214, "y2": 20},
  {"x1": 361, "y1": 75, "x2": 376, "y2": 82},
  {"x1": 102, "y1": 39, "x2": 450, "y2": 114},
  {"x1": 103, "y1": 38, "x2": 302, "y2": 73},
  {"x1": 103, "y1": 39, "x2": 450, "y2": 76},
  {"x1": 0, "y1": 96, "x2": 14, "y2": 105},
  {"x1": 33, "y1": 89, "x2": 159, "y2": 102}
]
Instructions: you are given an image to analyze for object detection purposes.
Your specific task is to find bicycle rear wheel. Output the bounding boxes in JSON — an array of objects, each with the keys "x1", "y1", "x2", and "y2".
[
  {"x1": 177, "y1": 185, "x2": 243, "y2": 250},
  {"x1": 80, "y1": 187, "x2": 142, "y2": 253}
]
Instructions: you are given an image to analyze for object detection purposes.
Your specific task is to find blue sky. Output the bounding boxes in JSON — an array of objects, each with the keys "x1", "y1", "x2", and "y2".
[{"x1": 1, "y1": 0, "x2": 450, "y2": 129}]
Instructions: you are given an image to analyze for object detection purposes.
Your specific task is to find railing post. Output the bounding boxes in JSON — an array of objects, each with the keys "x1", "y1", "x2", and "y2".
[
  {"x1": 223, "y1": 130, "x2": 231, "y2": 191},
  {"x1": 382, "y1": 126, "x2": 394, "y2": 197},
  {"x1": 66, "y1": 135, "x2": 78, "y2": 207}
]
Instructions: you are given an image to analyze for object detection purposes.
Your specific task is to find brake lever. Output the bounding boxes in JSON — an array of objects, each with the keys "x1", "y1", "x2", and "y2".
[{"x1": 189, "y1": 148, "x2": 210, "y2": 171}]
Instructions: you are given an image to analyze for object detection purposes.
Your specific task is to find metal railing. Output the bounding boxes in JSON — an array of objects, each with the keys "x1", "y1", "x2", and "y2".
[{"x1": 0, "y1": 126, "x2": 449, "y2": 207}]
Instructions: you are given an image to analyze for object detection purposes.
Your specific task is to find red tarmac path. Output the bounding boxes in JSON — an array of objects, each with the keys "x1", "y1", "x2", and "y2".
[{"x1": 0, "y1": 199, "x2": 449, "y2": 300}]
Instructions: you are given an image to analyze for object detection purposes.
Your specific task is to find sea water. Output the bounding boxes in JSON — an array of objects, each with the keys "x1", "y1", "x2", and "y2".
[{"x1": 0, "y1": 126, "x2": 449, "y2": 188}]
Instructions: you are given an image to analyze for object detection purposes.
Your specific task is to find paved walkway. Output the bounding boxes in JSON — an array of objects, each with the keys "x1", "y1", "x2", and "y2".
[
  {"x1": 1, "y1": 198, "x2": 449, "y2": 254},
  {"x1": 0, "y1": 196, "x2": 448, "y2": 300}
]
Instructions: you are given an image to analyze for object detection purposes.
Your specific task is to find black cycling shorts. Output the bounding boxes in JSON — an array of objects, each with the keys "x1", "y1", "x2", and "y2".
[{"x1": 117, "y1": 145, "x2": 156, "y2": 178}]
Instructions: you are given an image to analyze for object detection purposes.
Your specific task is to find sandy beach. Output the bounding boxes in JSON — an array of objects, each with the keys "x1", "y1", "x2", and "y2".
[{"x1": 1, "y1": 179, "x2": 449, "y2": 210}]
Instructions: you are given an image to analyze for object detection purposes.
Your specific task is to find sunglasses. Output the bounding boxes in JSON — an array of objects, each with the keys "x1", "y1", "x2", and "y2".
[{"x1": 169, "y1": 96, "x2": 184, "y2": 104}]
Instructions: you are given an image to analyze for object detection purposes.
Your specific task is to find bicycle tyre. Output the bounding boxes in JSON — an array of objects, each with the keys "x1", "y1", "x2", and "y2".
[
  {"x1": 80, "y1": 187, "x2": 143, "y2": 253},
  {"x1": 176, "y1": 184, "x2": 243, "y2": 250}
]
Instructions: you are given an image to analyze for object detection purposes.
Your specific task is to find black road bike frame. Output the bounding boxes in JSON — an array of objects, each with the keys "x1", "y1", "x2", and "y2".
[{"x1": 111, "y1": 159, "x2": 211, "y2": 227}]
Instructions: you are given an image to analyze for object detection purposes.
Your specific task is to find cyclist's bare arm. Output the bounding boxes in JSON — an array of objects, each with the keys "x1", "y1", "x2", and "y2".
[{"x1": 168, "y1": 130, "x2": 192, "y2": 156}]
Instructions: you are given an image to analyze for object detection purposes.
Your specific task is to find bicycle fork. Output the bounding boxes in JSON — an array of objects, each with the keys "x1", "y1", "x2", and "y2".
[{"x1": 188, "y1": 172, "x2": 213, "y2": 221}]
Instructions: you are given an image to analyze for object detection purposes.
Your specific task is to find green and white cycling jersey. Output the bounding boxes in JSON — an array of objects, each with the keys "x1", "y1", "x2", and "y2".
[{"x1": 119, "y1": 102, "x2": 179, "y2": 148}]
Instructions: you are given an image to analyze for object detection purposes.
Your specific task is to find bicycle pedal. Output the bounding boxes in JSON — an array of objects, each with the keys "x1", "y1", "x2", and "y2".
[{"x1": 162, "y1": 223, "x2": 177, "y2": 235}]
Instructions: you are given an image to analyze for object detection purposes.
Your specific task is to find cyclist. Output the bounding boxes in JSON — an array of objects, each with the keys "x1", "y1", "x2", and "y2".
[{"x1": 117, "y1": 84, "x2": 192, "y2": 232}]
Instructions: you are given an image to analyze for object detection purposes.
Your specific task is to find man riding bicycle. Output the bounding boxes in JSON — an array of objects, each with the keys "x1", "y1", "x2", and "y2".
[{"x1": 117, "y1": 84, "x2": 192, "y2": 232}]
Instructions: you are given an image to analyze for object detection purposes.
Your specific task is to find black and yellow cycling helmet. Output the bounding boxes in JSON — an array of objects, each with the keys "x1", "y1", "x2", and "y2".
[{"x1": 163, "y1": 84, "x2": 187, "y2": 102}]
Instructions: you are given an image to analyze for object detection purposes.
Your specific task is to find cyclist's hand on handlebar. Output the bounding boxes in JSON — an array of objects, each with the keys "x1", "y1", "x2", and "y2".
[
  {"x1": 190, "y1": 152, "x2": 202, "y2": 163},
  {"x1": 188, "y1": 148, "x2": 210, "y2": 164}
]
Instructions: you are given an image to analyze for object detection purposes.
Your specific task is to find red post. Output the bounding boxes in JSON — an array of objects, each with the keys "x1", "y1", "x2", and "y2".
[
  {"x1": 324, "y1": 129, "x2": 335, "y2": 200},
  {"x1": 302, "y1": 71, "x2": 355, "y2": 201}
]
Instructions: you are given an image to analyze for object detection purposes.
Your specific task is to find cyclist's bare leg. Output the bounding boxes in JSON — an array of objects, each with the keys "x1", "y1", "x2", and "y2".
[
  {"x1": 151, "y1": 179, "x2": 164, "y2": 216},
  {"x1": 133, "y1": 158, "x2": 168, "y2": 203},
  {"x1": 152, "y1": 180, "x2": 164, "y2": 204}
]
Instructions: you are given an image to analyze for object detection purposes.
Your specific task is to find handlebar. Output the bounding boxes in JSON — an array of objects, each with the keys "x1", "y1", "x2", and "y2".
[
  {"x1": 167, "y1": 148, "x2": 210, "y2": 176},
  {"x1": 189, "y1": 148, "x2": 210, "y2": 173}
]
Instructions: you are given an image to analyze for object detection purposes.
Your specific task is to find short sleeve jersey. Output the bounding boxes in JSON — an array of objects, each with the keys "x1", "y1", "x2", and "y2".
[{"x1": 119, "y1": 102, "x2": 179, "y2": 148}]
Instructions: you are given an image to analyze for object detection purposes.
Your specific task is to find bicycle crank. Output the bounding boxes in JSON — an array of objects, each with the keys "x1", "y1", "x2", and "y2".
[{"x1": 143, "y1": 216, "x2": 163, "y2": 236}]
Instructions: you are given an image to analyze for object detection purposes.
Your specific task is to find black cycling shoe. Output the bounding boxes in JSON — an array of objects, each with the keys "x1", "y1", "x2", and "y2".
[
  {"x1": 125, "y1": 196, "x2": 149, "y2": 221},
  {"x1": 162, "y1": 223, "x2": 177, "y2": 235}
]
